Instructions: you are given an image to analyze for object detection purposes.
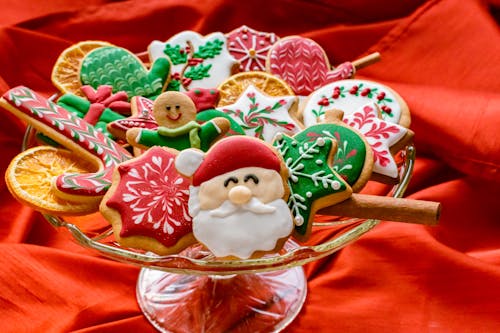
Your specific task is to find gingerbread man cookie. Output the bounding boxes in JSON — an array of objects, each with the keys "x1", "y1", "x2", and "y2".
[{"x1": 148, "y1": 31, "x2": 239, "y2": 92}]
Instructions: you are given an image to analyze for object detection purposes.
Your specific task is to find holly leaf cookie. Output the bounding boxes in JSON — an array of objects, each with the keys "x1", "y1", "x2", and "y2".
[
  {"x1": 80, "y1": 45, "x2": 171, "y2": 100},
  {"x1": 273, "y1": 133, "x2": 352, "y2": 241},
  {"x1": 301, "y1": 79, "x2": 411, "y2": 128},
  {"x1": 217, "y1": 84, "x2": 302, "y2": 142},
  {"x1": 148, "y1": 31, "x2": 239, "y2": 92},
  {"x1": 101, "y1": 146, "x2": 196, "y2": 255}
]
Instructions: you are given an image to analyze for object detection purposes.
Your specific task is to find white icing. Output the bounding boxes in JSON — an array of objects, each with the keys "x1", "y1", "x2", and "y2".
[
  {"x1": 175, "y1": 148, "x2": 205, "y2": 177},
  {"x1": 191, "y1": 198, "x2": 293, "y2": 259},
  {"x1": 148, "y1": 31, "x2": 238, "y2": 91},
  {"x1": 302, "y1": 79, "x2": 404, "y2": 127},
  {"x1": 217, "y1": 84, "x2": 300, "y2": 143}
]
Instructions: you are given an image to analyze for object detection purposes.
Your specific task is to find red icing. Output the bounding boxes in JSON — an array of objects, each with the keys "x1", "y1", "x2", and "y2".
[
  {"x1": 107, "y1": 96, "x2": 158, "y2": 139},
  {"x1": 183, "y1": 88, "x2": 220, "y2": 112},
  {"x1": 192, "y1": 136, "x2": 281, "y2": 186},
  {"x1": 105, "y1": 147, "x2": 192, "y2": 247}
]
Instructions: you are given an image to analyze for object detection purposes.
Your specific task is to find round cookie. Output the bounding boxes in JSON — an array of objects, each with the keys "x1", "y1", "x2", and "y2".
[
  {"x1": 301, "y1": 79, "x2": 411, "y2": 128},
  {"x1": 226, "y1": 25, "x2": 279, "y2": 72},
  {"x1": 175, "y1": 136, "x2": 293, "y2": 259},
  {"x1": 101, "y1": 146, "x2": 196, "y2": 255}
]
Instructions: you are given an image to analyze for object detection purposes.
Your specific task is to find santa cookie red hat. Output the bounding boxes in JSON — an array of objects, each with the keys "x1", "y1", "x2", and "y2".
[{"x1": 175, "y1": 136, "x2": 282, "y2": 186}]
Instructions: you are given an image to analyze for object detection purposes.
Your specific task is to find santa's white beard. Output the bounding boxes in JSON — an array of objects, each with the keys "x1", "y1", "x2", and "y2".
[{"x1": 189, "y1": 191, "x2": 293, "y2": 259}]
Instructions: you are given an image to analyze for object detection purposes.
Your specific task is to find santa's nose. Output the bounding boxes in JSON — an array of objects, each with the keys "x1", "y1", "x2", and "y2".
[{"x1": 228, "y1": 185, "x2": 252, "y2": 205}]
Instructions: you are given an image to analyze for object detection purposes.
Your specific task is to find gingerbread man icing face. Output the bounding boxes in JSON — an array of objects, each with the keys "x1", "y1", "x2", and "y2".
[
  {"x1": 175, "y1": 136, "x2": 294, "y2": 259},
  {"x1": 153, "y1": 91, "x2": 197, "y2": 128}
]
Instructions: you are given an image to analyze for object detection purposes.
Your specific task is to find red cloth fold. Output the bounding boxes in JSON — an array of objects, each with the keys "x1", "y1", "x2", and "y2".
[{"x1": 1, "y1": 0, "x2": 499, "y2": 332}]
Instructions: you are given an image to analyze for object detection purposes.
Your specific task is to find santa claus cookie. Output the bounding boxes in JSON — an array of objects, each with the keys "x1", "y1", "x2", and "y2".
[
  {"x1": 100, "y1": 146, "x2": 196, "y2": 255},
  {"x1": 301, "y1": 79, "x2": 411, "y2": 128},
  {"x1": 226, "y1": 25, "x2": 279, "y2": 72},
  {"x1": 175, "y1": 136, "x2": 294, "y2": 259},
  {"x1": 148, "y1": 31, "x2": 239, "y2": 92}
]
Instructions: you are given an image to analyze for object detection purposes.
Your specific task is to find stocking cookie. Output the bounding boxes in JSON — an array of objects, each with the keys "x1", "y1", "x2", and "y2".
[
  {"x1": 226, "y1": 25, "x2": 279, "y2": 72},
  {"x1": 80, "y1": 45, "x2": 171, "y2": 100},
  {"x1": 1, "y1": 86, "x2": 132, "y2": 206},
  {"x1": 101, "y1": 146, "x2": 195, "y2": 255},
  {"x1": 342, "y1": 103, "x2": 412, "y2": 183},
  {"x1": 216, "y1": 84, "x2": 301, "y2": 142},
  {"x1": 301, "y1": 79, "x2": 411, "y2": 128},
  {"x1": 126, "y1": 91, "x2": 230, "y2": 151},
  {"x1": 294, "y1": 109, "x2": 373, "y2": 192},
  {"x1": 175, "y1": 136, "x2": 293, "y2": 259},
  {"x1": 148, "y1": 31, "x2": 239, "y2": 92},
  {"x1": 272, "y1": 132, "x2": 352, "y2": 241}
]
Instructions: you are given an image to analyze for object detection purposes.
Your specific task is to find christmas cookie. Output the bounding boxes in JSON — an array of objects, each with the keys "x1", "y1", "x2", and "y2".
[
  {"x1": 80, "y1": 45, "x2": 171, "y2": 100},
  {"x1": 101, "y1": 146, "x2": 196, "y2": 255},
  {"x1": 175, "y1": 136, "x2": 294, "y2": 259},
  {"x1": 196, "y1": 109, "x2": 245, "y2": 137},
  {"x1": 216, "y1": 71, "x2": 295, "y2": 107},
  {"x1": 126, "y1": 91, "x2": 230, "y2": 151},
  {"x1": 216, "y1": 84, "x2": 301, "y2": 142},
  {"x1": 294, "y1": 109, "x2": 373, "y2": 192},
  {"x1": 148, "y1": 31, "x2": 239, "y2": 92},
  {"x1": 266, "y1": 36, "x2": 355, "y2": 96},
  {"x1": 226, "y1": 25, "x2": 279, "y2": 72},
  {"x1": 301, "y1": 79, "x2": 411, "y2": 128},
  {"x1": 272, "y1": 132, "x2": 353, "y2": 241},
  {"x1": 0, "y1": 86, "x2": 132, "y2": 207},
  {"x1": 342, "y1": 103, "x2": 412, "y2": 183},
  {"x1": 107, "y1": 96, "x2": 157, "y2": 140}
]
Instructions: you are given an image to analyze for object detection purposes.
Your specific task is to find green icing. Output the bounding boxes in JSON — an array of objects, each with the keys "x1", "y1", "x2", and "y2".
[
  {"x1": 157, "y1": 121, "x2": 202, "y2": 149},
  {"x1": 273, "y1": 134, "x2": 349, "y2": 237},
  {"x1": 163, "y1": 44, "x2": 188, "y2": 65},
  {"x1": 196, "y1": 109, "x2": 245, "y2": 137},
  {"x1": 184, "y1": 63, "x2": 212, "y2": 80},
  {"x1": 80, "y1": 46, "x2": 170, "y2": 99},
  {"x1": 294, "y1": 123, "x2": 367, "y2": 188},
  {"x1": 193, "y1": 39, "x2": 224, "y2": 59}
]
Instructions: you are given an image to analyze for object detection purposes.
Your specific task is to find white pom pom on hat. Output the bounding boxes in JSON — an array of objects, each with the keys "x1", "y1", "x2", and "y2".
[{"x1": 175, "y1": 148, "x2": 205, "y2": 177}]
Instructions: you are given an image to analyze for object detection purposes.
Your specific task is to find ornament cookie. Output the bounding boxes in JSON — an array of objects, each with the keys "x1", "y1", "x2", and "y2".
[
  {"x1": 107, "y1": 95, "x2": 157, "y2": 141},
  {"x1": 148, "y1": 31, "x2": 239, "y2": 92},
  {"x1": 272, "y1": 132, "x2": 352, "y2": 241},
  {"x1": 175, "y1": 136, "x2": 294, "y2": 259},
  {"x1": 0, "y1": 86, "x2": 132, "y2": 208},
  {"x1": 80, "y1": 45, "x2": 171, "y2": 100},
  {"x1": 226, "y1": 25, "x2": 279, "y2": 72},
  {"x1": 101, "y1": 146, "x2": 195, "y2": 255},
  {"x1": 216, "y1": 84, "x2": 301, "y2": 142},
  {"x1": 301, "y1": 79, "x2": 411, "y2": 128},
  {"x1": 294, "y1": 109, "x2": 373, "y2": 192},
  {"x1": 342, "y1": 103, "x2": 412, "y2": 183},
  {"x1": 126, "y1": 91, "x2": 230, "y2": 151}
]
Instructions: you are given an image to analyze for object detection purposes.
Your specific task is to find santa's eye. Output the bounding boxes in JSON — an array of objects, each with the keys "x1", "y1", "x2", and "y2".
[
  {"x1": 175, "y1": 105, "x2": 180, "y2": 109},
  {"x1": 223, "y1": 177, "x2": 238, "y2": 187},
  {"x1": 244, "y1": 174, "x2": 259, "y2": 184},
  {"x1": 165, "y1": 106, "x2": 171, "y2": 111}
]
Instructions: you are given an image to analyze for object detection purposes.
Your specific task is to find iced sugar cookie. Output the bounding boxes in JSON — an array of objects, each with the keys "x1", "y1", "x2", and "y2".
[
  {"x1": 1, "y1": 86, "x2": 132, "y2": 206},
  {"x1": 175, "y1": 136, "x2": 293, "y2": 259},
  {"x1": 272, "y1": 132, "x2": 352, "y2": 241},
  {"x1": 107, "y1": 96, "x2": 157, "y2": 140},
  {"x1": 216, "y1": 84, "x2": 301, "y2": 142},
  {"x1": 148, "y1": 31, "x2": 239, "y2": 92},
  {"x1": 301, "y1": 79, "x2": 411, "y2": 128},
  {"x1": 101, "y1": 146, "x2": 196, "y2": 255},
  {"x1": 226, "y1": 25, "x2": 279, "y2": 72}
]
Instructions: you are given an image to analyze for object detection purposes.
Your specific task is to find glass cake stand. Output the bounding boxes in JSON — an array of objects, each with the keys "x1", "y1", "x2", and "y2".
[{"x1": 23, "y1": 126, "x2": 415, "y2": 333}]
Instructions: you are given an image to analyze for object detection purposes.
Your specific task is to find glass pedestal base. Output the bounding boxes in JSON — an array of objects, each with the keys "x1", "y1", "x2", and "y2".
[{"x1": 137, "y1": 267, "x2": 307, "y2": 333}]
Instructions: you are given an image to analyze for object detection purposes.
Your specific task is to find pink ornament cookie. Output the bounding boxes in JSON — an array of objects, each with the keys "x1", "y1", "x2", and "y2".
[
  {"x1": 101, "y1": 146, "x2": 196, "y2": 255},
  {"x1": 226, "y1": 25, "x2": 279, "y2": 72},
  {"x1": 266, "y1": 36, "x2": 355, "y2": 96},
  {"x1": 175, "y1": 136, "x2": 293, "y2": 259},
  {"x1": 216, "y1": 84, "x2": 302, "y2": 142},
  {"x1": 1, "y1": 86, "x2": 132, "y2": 206},
  {"x1": 107, "y1": 96, "x2": 157, "y2": 140}
]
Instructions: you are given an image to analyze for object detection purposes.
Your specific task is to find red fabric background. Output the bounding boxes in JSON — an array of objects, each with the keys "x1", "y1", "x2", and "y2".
[{"x1": 1, "y1": 0, "x2": 500, "y2": 332}]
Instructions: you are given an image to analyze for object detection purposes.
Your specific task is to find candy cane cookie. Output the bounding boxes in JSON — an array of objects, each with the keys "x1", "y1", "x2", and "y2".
[{"x1": 0, "y1": 86, "x2": 132, "y2": 206}]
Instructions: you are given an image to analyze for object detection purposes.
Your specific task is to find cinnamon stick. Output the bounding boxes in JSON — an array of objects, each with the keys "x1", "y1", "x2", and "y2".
[
  {"x1": 318, "y1": 193, "x2": 441, "y2": 226},
  {"x1": 352, "y1": 52, "x2": 381, "y2": 70}
]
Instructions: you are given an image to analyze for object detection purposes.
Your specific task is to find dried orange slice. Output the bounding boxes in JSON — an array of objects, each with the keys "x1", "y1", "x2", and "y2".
[
  {"x1": 217, "y1": 71, "x2": 295, "y2": 107},
  {"x1": 5, "y1": 146, "x2": 99, "y2": 215},
  {"x1": 51, "y1": 40, "x2": 112, "y2": 97}
]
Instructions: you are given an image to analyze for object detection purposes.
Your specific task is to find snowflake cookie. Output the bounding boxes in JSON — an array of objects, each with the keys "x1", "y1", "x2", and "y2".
[{"x1": 101, "y1": 146, "x2": 196, "y2": 255}]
